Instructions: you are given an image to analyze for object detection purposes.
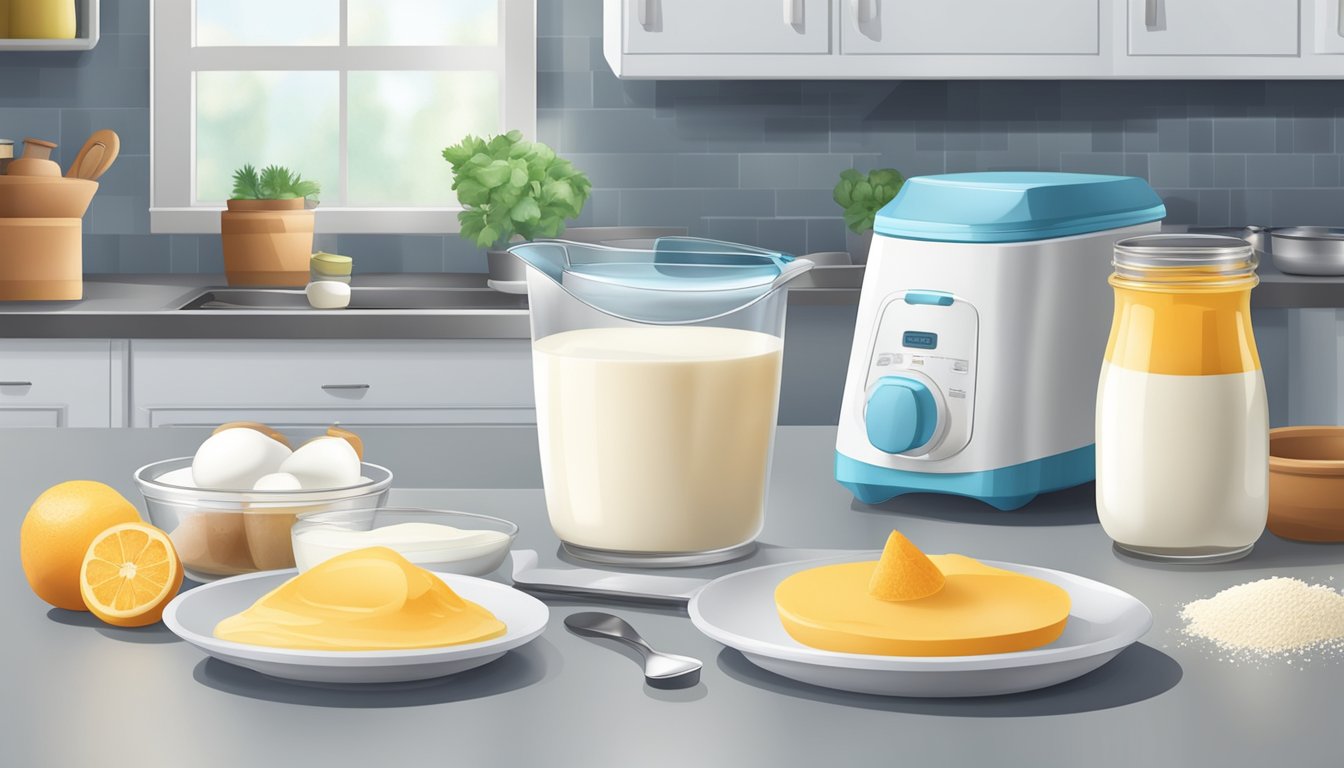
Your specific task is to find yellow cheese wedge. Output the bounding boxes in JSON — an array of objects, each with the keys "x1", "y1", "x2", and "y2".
[
  {"x1": 214, "y1": 546, "x2": 506, "y2": 651},
  {"x1": 776, "y1": 548, "x2": 1070, "y2": 657},
  {"x1": 867, "y1": 530, "x2": 945, "y2": 601}
]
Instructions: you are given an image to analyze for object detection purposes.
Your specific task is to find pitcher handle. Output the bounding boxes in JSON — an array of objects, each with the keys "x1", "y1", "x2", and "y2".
[{"x1": 770, "y1": 257, "x2": 815, "y2": 289}]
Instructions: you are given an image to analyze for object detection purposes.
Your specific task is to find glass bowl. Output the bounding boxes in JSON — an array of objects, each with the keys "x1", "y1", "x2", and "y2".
[
  {"x1": 291, "y1": 507, "x2": 518, "y2": 576},
  {"x1": 134, "y1": 457, "x2": 392, "y2": 582}
]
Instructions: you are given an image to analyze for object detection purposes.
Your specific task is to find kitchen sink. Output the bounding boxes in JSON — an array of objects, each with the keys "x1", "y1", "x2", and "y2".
[{"x1": 177, "y1": 287, "x2": 528, "y2": 311}]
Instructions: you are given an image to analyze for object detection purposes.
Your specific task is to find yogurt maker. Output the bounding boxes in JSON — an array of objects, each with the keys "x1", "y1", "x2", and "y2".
[{"x1": 835, "y1": 172, "x2": 1166, "y2": 510}]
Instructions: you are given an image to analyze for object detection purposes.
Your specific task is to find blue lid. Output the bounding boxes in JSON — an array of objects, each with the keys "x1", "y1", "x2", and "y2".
[{"x1": 874, "y1": 172, "x2": 1166, "y2": 244}]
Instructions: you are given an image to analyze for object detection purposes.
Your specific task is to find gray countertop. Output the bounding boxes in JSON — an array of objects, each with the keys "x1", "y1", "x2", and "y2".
[
  {"x1": 0, "y1": 253, "x2": 1336, "y2": 339},
  {"x1": 3, "y1": 425, "x2": 1341, "y2": 767},
  {"x1": 0, "y1": 270, "x2": 863, "y2": 339}
]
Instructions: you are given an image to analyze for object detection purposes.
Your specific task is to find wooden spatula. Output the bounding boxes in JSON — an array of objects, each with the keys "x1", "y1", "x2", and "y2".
[{"x1": 65, "y1": 129, "x2": 120, "y2": 181}]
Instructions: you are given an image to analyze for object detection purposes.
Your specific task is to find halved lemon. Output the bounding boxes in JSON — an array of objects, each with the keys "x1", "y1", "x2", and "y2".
[{"x1": 79, "y1": 522, "x2": 184, "y2": 627}]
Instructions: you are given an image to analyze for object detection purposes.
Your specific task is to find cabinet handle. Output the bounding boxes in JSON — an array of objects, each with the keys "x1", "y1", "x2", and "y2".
[
  {"x1": 321, "y1": 384, "x2": 370, "y2": 391},
  {"x1": 1145, "y1": 0, "x2": 1158, "y2": 28},
  {"x1": 634, "y1": 0, "x2": 652, "y2": 29},
  {"x1": 784, "y1": 0, "x2": 803, "y2": 27},
  {"x1": 0, "y1": 381, "x2": 32, "y2": 387},
  {"x1": 850, "y1": 0, "x2": 877, "y2": 26},
  {"x1": 1338, "y1": 0, "x2": 1344, "y2": 37}
]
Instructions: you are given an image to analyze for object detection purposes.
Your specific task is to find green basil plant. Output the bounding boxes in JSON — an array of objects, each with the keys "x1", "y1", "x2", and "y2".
[
  {"x1": 442, "y1": 131, "x2": 592, "y2": 249},
  {"x1": 833, "y1": 168, "x2": 904, "y2": 234}
]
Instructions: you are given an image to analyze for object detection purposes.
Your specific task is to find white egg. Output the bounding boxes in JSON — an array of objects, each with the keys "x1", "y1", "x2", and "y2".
[
  {"x1": 155, "y1": 467, "x2": 197, "y2": 488},
  {"x1": 306, "y1": 281, "x2": 351, "y2": 310},
  {"x1": 252, "y1": 472, "x2": 304, "y2": 491},
  {"x1": 278, "y1": 436, "x2": 362, "y2": 489},
  {"x1": 192, "y1": 428, "x2": 293, "y2": 490}
]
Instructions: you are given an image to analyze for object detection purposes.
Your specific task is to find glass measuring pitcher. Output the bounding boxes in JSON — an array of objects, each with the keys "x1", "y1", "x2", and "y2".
[{"x1": 510, "y1": 237, "x2": 813, "y2": 566}]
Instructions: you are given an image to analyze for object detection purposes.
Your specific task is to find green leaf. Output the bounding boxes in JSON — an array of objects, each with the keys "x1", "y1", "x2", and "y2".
[
  {"x1": 475, "y1": 160, "x2": 513, "y2": 189},
  {"x1": 454, "y1": 179, "x2": 489, "y2": 207},
  {"x1": 510, "y1": 197, "x2": 541, "y2": 223}
]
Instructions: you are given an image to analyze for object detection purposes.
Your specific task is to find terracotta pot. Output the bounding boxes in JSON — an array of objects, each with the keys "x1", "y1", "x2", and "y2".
[
  {"x1": 0, "y1": 176, "x2": 98, "y2": 218},
  {"x1": 1268, "y1": 426, "x2": 1344, "y2": 542},
  {"x1": 0, "y1": 218, "x2": 83, "y2": 301},
  {"x1": 220, "y1": 199, "x2": 314, "y2": 286}
]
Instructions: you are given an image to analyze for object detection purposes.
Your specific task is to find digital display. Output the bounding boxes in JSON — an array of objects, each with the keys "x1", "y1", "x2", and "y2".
[{"x1": 902, "y1": 331, "x2": 938, "y2": 350}]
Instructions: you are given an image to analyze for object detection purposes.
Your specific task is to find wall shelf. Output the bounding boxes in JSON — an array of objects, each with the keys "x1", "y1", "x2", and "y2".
[{"x1": 0, "y1": 0, "x2": 99, "y2": 52}]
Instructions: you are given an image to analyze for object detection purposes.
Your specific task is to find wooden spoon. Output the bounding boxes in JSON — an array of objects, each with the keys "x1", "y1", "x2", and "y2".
[{"x1": 65, "y1": 129, "x2": 120, "y2": 181}]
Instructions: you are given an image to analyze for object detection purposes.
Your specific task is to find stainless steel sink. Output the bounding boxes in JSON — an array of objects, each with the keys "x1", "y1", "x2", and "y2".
[{"x1": 178, "y1": 287, "x2": 527, "y2": 311}]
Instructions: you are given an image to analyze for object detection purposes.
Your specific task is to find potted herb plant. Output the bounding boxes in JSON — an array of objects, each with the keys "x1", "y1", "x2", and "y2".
[
  {"x1": 442, "y1": 131, "x2": 591, "y2": 283},
  {"x1": 221, "y1": 164, "x2": 320, "y2": 287},
  {"x1": 833, "y1": 167, "x2": 904, "y2": 265}
]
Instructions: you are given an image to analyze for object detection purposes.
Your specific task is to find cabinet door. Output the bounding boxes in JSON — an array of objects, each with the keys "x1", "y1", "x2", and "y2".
[
  {"x1": 1313, "y1": 0, "x2": 1344, "y2": 53},
  {"x1": 0, "y1": 340, "x2": 114, "y2": 427},
  {"x1": 841, "y1": 0, "x2": 1100, "y2": 55},
  {"x1": 1128, "y1": 0, "x2": 1299, "y2": 56},
  {"x1": 623, "y1": 0, "x2": 830, "y2": 54},
  {"x1": 129, "y1": 340, "x2": 535, "y2": 428}
]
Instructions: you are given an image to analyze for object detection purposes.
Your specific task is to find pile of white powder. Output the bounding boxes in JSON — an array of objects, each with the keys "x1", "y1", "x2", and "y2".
[{"x1": 1179, "y1": 577, "x2": 1344, "y2": 659}]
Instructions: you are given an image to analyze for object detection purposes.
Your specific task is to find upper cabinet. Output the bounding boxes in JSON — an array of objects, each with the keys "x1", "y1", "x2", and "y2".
[
  {"x1": 605, "y1": 0, "x2": 1344, "y2": 78},
  {"x1": 623, "y1": 0, "x2": 830, "y2": 54},
  {"x1": 1127, "y1": 0, "x2": 1299, "y2": 56},
  {"x1": 841, "y1": 0, "x2": 1100, "y2": 56}
]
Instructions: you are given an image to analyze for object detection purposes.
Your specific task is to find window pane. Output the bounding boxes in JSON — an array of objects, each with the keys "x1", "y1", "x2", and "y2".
[
  {"x1": 348, "y1": 0, "x2": 497, "y2": 46},
  {"x1": 196, "y1": 0, "x2": 339, "y2": 46},
  {"x1": 196, "y1": 71, "x2": 340, "y2": 204},
  {"x1": 347, "y1": 71, "x2": 499, "y2": 206}
]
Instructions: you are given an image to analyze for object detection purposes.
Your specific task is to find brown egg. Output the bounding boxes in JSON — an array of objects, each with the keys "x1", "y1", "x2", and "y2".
[
  {"x1": 213, "y1": 421, "x2": 291, "y2": 449},
  {"x1": 169, "y1": 512, "x2": 255, "y2": 577}
]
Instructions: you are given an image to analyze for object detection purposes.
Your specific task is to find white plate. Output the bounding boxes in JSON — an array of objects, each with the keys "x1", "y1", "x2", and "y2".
[
  {"x1": 164, "y1": 570, "x2": 550, "y2": 684},
  {"x1": 689, "y1": 554, "x2": 1151, "y2": 698}
]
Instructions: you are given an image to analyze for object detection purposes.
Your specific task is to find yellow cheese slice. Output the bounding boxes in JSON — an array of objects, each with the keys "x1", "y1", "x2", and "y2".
[{"x1": 776, "y1": 553, "x2": 1070, "y2": 657}]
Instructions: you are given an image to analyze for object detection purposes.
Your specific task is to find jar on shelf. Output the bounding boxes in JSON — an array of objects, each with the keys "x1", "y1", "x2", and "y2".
[
  {"x1": 1096, "y1": 234, "x2": 1268, "y2": 563},
  {"x1": 9, "y1": 0, "x2": 76, "y2": 39}
]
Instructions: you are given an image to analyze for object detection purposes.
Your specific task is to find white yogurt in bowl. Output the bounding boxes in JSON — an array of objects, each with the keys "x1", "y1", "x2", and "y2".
[{"x1": 291, "y1": 507, "x2": 517, "y2": 576}]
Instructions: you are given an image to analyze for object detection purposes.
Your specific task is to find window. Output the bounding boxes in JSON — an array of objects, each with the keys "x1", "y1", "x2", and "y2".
[{"x1": 150, "y1": 0, "x2": 536, "y2": 234}]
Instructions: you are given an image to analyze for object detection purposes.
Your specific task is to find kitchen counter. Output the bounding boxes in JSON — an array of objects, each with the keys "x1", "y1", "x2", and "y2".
[
  {"x1": 4, "y1": 425, "x2": 1342, "y2": 768},
  {"x1": 0, "y1": 269, "x2": 863, "y2": 339},
  {"x1": 0, "y1": 254, "x2": 1334, "y2": 339}
]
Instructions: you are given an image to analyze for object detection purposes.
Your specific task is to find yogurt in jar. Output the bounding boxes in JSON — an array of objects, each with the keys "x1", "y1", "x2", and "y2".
[{"x1": 1096, "y1": 234, "x2": 1268, "y2": 562}]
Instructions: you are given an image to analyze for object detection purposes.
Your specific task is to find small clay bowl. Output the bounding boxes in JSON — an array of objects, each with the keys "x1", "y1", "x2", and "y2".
[{"x1": 1268, "y1": 426, "x2": 1344, "y2": 542}]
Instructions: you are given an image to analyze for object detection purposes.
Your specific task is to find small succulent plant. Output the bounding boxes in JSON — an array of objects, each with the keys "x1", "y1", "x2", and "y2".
[{"x1": 230, "y1": 164, "x2": 321, "y2": 203}]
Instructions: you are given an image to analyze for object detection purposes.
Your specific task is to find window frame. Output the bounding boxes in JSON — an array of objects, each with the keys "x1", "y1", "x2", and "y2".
[{"x1": 149, "y1": 0, "x2": 536, "y2": 235}]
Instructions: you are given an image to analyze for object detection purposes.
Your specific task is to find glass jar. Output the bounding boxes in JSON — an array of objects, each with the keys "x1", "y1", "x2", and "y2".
[{"x1": 1096, "y1": 234, "x2": 1268, "y2": 563}]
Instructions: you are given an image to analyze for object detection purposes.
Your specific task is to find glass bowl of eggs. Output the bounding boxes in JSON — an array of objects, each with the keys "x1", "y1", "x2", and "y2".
[{"x1": 134, "y1": 423, "x2": 392, "y2": 582}]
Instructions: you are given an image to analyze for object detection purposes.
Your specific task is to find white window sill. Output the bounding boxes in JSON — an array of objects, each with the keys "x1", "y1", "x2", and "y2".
[{"x1": 150, "y1": 207, "x2": 464, "y2": 235}]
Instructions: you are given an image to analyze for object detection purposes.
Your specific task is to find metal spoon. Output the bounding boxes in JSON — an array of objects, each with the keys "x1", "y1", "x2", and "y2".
[{"x1": 564, "y1": 611, "x2": 702, "y2": 689}]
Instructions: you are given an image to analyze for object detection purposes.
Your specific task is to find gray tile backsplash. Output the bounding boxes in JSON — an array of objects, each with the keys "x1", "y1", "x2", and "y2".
[{"x1": 4, "y1": 0, "x2": 1344, "y2": 274}]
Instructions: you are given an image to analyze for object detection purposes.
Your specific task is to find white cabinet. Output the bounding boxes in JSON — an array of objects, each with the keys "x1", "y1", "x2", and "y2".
[
  {"x1": 1127, "y1": 0, "x2": 1299, "y2": 56},
  {"x1": 604, "y1": 0, "x2": 1343, "y2": 78},
  {"x1": 0, "y1": 340, "x2": 121, "y2": 427},
  {"x1": 841, "y1": 0, "x2": 1100, "y2": 55},
  {"x1": 1313, "y1": 0, "x2": 1344, "y2": 53},
  {"x1": 622, "y1": 0, "x2": 829, "y2": 54},
  {"x1": 128, "y1": 340, "x2": 535, "y2": 428}
]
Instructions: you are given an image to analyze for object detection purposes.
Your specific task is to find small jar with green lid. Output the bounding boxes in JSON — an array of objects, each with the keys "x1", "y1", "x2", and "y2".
[{"x1": 310, "y1": 252, "x2": 352, "y2": 284}]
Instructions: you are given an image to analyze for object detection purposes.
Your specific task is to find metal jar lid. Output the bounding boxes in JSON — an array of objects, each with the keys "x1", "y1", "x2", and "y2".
[{"x1": 1113, "y1": 234, "x2": 1257, "y2": 280}]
